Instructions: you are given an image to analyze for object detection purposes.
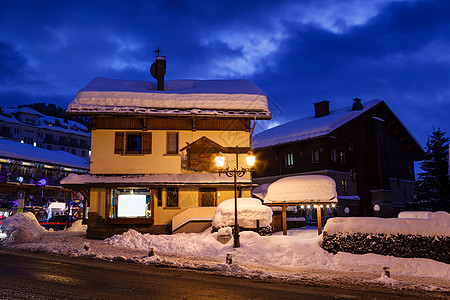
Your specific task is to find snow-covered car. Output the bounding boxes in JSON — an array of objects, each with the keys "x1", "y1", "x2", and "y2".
[{"x1": 212, "y1": 197, "x2": 273, "y2": 235}]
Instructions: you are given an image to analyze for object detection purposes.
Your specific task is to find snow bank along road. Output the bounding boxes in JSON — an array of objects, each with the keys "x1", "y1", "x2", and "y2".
[{"x1": 0, "y1": 212, "x2": 448, "y2": 299}]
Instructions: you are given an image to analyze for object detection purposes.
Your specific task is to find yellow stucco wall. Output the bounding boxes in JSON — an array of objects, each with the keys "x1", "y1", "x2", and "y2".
[
  {"x1": 90, "y1": 129, "x2": 251, "y2": 174},
  {"x1": 87, "y1": 127, "x2": 253, "y2": 227}
]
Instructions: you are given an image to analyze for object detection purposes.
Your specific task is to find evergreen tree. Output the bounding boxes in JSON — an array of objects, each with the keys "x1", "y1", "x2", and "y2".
[{"x1": 414, "y1": 128, "x2": 449, "y2": 212}]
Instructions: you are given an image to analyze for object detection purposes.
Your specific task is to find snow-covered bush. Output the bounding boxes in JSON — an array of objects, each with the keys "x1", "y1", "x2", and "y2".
[
  {"x1": 212, "y1": 198, "x2": 272, "y2": 235},
  {"x1": 322, "y1": 211, "x2": 450, "y2": 263}
]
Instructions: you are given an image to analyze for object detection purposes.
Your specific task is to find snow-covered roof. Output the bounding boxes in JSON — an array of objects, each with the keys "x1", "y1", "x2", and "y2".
[
  {"x1": 252, "y1": 100, "x2": 382, "y2": 149},
  {"x1": 67, "y1": 77, "x2": 271, "y2": 119},
  {"x1": 0, "y1": 138, "x2": 90, "y2": 170},
  {"x1": 15, "y1": 107, "x2": 43, "y2": 117},
  {"x1": 61, "y1": 173, "x2": 251, "y2": 186},
  {"x1": 264, "y1": 175, "x2": 338, "y2": 204},
  {"x1": 0, "y1": 107, "x2": 90, "y2": 137}
]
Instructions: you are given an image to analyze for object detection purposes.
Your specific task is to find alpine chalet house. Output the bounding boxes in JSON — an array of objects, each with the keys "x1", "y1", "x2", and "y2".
[
  {"x1": 252, "y1": 99, "x2": 424, "y2": 217},
  {"x1": 62, "y1": 56, "x2": 271, "y2": 239}
]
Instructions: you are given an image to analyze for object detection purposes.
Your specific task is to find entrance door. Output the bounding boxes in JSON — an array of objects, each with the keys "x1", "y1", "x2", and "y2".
[{"x1": 199, "y1": 188, "x2": 217, "y2": 207}]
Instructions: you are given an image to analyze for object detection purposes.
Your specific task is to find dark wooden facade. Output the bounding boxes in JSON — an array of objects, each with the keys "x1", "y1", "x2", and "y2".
[
  {"x1": 92, "y1": 116, "x2": 251, "y2": 131},
  {"x1": 253, "y1": 101, "x2": 424, "y2": 217}
]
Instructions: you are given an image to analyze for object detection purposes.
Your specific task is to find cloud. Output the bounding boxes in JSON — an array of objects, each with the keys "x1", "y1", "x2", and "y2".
[
  {"x1": 0, "y1": 0, "x2": 448, "y2": 145},
  {"x1": 0, "y1": 41, "x2": 28, "y2": 84}
]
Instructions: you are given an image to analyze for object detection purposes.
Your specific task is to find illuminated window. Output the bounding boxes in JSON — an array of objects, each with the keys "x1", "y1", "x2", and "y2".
[
  {"x1": 341, "y1": 180, "x2": 348, "y2": 193},
  {"x1": 110, "y1": 188, "x2": 151, "y2": 218},
  {"x1": 285, "y1": 152, "x2": 294, "y2": 167},
  {"x1": 339, "y1": 151, "x2": 346, "y2": 163}
]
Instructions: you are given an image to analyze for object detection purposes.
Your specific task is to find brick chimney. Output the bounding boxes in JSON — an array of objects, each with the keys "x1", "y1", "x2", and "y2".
[
  {"x1": 352, "y1": 98, "x2": 363, "y2": 111},
  {"x1": 150, "y1": 56, "x2": 166, "y2": 91},
  {"x1": 314, "y1": 100, "x2": 330, "y2": 118}
]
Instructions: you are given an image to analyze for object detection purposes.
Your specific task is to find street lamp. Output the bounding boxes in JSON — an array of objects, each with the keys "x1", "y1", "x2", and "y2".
[{"x1": 216, "y1": 148, "x2": 255, "y2": 248}]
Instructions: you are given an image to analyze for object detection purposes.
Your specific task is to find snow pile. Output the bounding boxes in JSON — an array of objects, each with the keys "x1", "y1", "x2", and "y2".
[
  {"x1": 0, "y1": 213, "x2": 87, "y2": 243},
  {"x1": 0, "y1": 212, "x2": 46, "y2": 242},
  {"x1": 264, "y1": 175, "x2": 337, "y2": 203},
  {"x1": 106, "y1": 229, "x2": 227, "y2": 259},
  {"x1": 398, "y1": 211, "x2": 434, "y2": 219},
  {"x1": 324, "y1": 211, "x2": 450, "y2": 236},
  {"x1": 64, "y1": 220, "x2": 88, "y2": 235},
  {"x1": 218, "y1": 227, "x2": 232, "y2": 236},
  {"x1": 212, "y1": 198, "x2": 272, "y2": 228},
  {"x1": 0, "y1": 213, "x2": 449, "y2": 291}
]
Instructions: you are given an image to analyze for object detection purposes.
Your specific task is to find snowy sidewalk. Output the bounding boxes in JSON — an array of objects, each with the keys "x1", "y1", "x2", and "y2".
[{"x1": 1, "y1": 212, "x2": 449, "y2": 294}]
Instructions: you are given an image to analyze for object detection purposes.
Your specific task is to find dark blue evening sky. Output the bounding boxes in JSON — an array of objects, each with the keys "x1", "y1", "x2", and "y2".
[{"x1": 0, "y1": 0, "x2": 449, "y2": 145}]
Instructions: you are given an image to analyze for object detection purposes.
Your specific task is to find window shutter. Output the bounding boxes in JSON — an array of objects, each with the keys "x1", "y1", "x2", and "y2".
[
  {"x1": 114, "y1": 132, "x2": 124, "y2": 154},
  {"x1": 143, "y1": 132, "x2": 152, "y2": 154}
]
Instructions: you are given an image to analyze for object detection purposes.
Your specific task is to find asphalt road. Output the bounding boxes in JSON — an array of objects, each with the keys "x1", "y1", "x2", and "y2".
[{"x1": 0, "y1": 248, "x2": 446, "y2": 299}]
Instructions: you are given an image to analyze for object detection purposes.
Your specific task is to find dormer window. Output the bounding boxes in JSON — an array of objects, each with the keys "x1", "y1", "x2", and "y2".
[{"x1": 25, "y1": 118, "x2": 35, "y2": 124}]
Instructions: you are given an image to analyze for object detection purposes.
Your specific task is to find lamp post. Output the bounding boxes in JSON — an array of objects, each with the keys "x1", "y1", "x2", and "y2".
[{"x1": 215, "y1": 148, "x2": 255, "y2": 248}]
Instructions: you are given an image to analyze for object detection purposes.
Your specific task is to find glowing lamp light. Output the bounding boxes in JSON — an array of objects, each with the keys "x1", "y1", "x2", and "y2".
[
  {"x1": 17, "y1": 176, "x2": 24, "y2": 183},
  {"x1": 246, "y1": 151, "x2": 255, "y2": 167},
  {"x1": 300, "y1": 205, "x2": 305, "y2": 209},
  {"x1": 331, "y1": 204, "x2": 336, "y2": 208},
  {"x1": 36, "y1": 178, "x2": 48, "y2": 186},
  {"x1": 306, "y1": 205, "x2": 311, "y2": 209},
  {"x1": 215, "y1": 153, "x2": 225, "y2": 168}
]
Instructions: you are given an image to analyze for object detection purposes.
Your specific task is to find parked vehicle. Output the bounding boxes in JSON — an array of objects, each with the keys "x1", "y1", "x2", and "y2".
[{"x1": 41, "y1": 215, "x2": 78, "y2": 231}]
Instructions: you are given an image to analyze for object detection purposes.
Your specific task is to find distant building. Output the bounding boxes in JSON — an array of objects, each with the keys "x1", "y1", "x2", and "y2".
[
  {"x1": 252, "y1": 99, "x2": 424, "y2": 217},
  {"x1": 0, "y1": 107, "x2": 90, "y2": 158},
  {"x1": 0, "y1": 138, "x2": 89, "y2": 217}
]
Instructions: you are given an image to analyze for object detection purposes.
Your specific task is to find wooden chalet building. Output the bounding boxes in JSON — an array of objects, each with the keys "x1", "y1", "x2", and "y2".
[
  {"x1": 62, "y1": 57, "x2": 271, "y2": 239},
  {"x1": 252, "y1": 99, "x2": 424, "y2": 217}
]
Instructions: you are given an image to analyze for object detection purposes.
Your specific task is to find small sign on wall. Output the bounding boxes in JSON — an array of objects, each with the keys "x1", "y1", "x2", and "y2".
[{"x1": 17, "y1": 190, "x2": 25, "y2": 212}]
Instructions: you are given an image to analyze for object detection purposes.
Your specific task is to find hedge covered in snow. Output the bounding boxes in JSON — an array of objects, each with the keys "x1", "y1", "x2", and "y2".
[{"x1": 322, "y1": 211, "x2": 450, "y2": 263}]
